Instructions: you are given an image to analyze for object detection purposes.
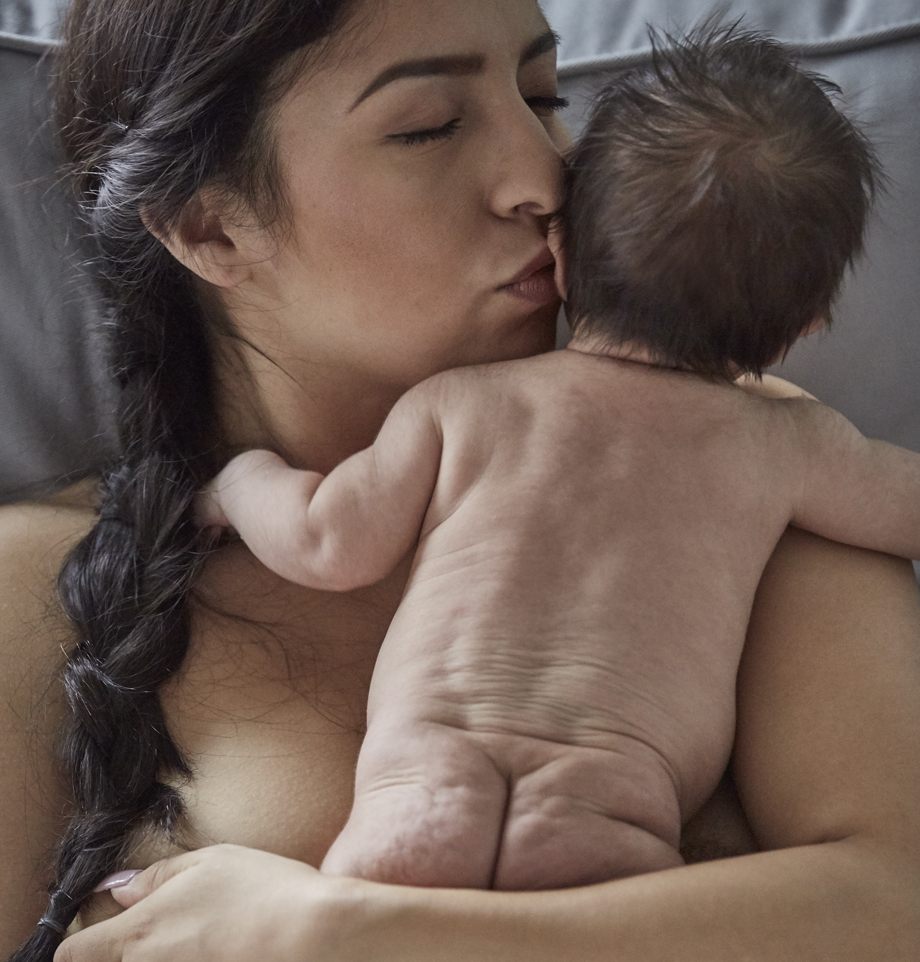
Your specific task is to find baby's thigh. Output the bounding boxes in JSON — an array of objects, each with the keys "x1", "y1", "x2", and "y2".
[
  {"x1": 335, "y1": 721, "x2": 509, "y2": 886},
  {"x1": 493, "y1": 748, "x2": 684, "y2": 890}
]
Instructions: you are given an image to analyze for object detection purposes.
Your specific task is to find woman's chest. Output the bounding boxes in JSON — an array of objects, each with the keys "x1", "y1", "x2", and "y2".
[
  {"x1": 164, "y1": 671, "x2": 366, "y2": 867},
  {"x1": 154, "y1": 545, "x2": 408, "y2": 868}
]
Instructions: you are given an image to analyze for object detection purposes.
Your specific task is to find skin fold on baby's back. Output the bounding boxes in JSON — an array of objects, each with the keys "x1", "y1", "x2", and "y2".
[{"x1": 369, "y1": 349, "x2": 803, "y2": 819}]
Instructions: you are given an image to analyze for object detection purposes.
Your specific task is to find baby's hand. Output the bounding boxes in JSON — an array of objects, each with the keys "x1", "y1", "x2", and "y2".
[
  {"x1": 194, "y1": 479, "x2": 231, "y2": 530},
  {"x1": 193, "y1": 450, "x2": 287, "y2": 533}
]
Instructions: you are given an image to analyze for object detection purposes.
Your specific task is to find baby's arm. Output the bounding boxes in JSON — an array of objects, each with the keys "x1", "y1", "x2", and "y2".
[
  {"x1": 788, "y1": 399, "x2": 920, "y2": 560},
  {"x1": 200, "y1": 386, "x2": 443, "y2": 590}
]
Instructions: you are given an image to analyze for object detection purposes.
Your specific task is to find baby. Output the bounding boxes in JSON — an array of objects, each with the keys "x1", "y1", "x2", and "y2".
[{"x1": 199, "y1": 25, "x2": 920, "y2": 890}]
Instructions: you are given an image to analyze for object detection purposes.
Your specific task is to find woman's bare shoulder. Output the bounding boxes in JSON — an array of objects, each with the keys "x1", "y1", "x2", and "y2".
[
  {"x1": 0, "y1": 481, "x2": 96, "y2": 953},
  {"x1": 0, "y1": 476, "x2": 97, "y2": 678},
  {"x1": 0, "y1": 479, "x2": 97, "y2": 676},
  {"x1": 0, "y1": 479, "x2": 97, "y2": 605},
  {"x1": 1, "y1": 477, "x2": 98, "y2": 532}
]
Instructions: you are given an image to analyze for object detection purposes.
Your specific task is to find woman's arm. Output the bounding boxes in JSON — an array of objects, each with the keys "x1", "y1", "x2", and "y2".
[
  {"x1": 56, "y1": 528, "x2": 920, "y2": 961},
  {"x1": 0, "y1": 499, "x2": 91, "y2": 957}
]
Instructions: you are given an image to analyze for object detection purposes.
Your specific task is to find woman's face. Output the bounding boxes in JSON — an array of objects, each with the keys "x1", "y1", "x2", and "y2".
[{"x1": 225, "y1": 0, "x2": 567, "y2": 406}]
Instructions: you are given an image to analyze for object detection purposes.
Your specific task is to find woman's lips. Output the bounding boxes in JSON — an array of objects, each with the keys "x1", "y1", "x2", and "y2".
[
  {"x1": 501, "y1": 263, "x2": 558, "y2": 304},
  {"x1": 499, "y1": 250, "x2": 558, "y2": 305}
]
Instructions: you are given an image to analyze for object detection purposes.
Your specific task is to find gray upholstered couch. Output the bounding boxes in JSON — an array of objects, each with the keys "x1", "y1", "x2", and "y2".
[
  {"x1": 0, "y1": 28, "x2": 110, "y2": 500},
  {"x1": 1, "y1": 1, "x2": 919, "y2": 560}
]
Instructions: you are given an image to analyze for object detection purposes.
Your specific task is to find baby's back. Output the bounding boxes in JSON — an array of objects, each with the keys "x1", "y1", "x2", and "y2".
[{"x1": 370, "y1": 349, "x2": 800, "y2": 817}]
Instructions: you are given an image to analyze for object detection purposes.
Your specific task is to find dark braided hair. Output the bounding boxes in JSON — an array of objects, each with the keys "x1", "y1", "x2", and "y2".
[{"x1": 9, "y1": 0, "x2": 353, "y2": 957}]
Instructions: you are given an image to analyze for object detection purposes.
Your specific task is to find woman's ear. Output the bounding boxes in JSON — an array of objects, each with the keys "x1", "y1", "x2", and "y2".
[{"x1": 142, "y1": 190, "x2": 263, "y2": 289}]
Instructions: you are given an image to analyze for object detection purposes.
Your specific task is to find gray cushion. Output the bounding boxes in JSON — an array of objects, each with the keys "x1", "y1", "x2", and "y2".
[
  {"x1": 0, "y1": 31, "x2": 111, "y2": 502},
  {"x1": 0, "y1": 0, "x2": 63, "y2": 39}
]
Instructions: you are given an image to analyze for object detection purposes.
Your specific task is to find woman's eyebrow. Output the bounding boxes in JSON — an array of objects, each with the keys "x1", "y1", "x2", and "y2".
[
  {"x1": 350, "y1": 54, "x2": 484, "y2": 112},
  {"x1": 349, "y1": 30, "x2": 560, "y2": 113},
  {"x1": 522, "y1": 30, "x2": 561, "y2": 67}
]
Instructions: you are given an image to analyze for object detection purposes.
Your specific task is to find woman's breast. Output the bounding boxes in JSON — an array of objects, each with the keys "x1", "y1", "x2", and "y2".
[
  {"x1": 166, "y1": 544, "x2": 407, "y2": 863},
  {"x1": 82, "y1": 544, "x2": 405, "y2": 925},
  {"x1": 75, "y1": 689, "x2": 367, "y2": 930}
]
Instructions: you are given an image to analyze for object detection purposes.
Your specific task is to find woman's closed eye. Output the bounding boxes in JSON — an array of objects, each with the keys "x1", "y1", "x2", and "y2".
[
  {"x1": 524, "y1": 95, "x2": 569, "y2": 115},
  {"x1": 388, "y1": 117, "x2": 462, "y2": 147},
  {"x1": 387, "y1": 96, "x2": 568, "y2": 148}
]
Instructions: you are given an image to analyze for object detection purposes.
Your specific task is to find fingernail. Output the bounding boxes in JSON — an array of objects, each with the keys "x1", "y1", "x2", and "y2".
[{"x1": 94, "y1": 870, "x2": 142, "y2": 892}]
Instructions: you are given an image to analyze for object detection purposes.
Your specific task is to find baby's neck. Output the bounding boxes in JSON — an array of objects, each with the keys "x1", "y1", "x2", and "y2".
[
  {"x1": 565, "y1": 334, "x2": 676, "y2": 370},
  {"x1": 565, "y1": 334, "x2": 745, "y2": 380}
]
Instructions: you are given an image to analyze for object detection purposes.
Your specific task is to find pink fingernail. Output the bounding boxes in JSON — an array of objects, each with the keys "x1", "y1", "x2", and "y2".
[{"x1": 93, "y1": 870, "x2": 142, "y2": 892}]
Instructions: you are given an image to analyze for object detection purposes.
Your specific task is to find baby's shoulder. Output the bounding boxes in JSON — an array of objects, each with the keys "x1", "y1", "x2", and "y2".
[{"x1": 410, "y1": 361, "x2": 524, "y2": 422}]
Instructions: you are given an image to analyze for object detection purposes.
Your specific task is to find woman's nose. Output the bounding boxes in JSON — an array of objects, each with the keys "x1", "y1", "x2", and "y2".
[{"x1": 488, "y1": 108, "x2": 565, "y2": 223}]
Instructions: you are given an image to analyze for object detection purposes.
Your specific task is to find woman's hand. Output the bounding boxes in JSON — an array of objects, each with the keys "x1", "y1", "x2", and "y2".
[{"x1": 54, "y1": 845, "x2": 379, "y2": 962}]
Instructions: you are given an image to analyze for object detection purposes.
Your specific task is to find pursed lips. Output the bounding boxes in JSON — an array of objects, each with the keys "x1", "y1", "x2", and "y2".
[
  {"x1": 498, "y1": 248, "x2": 558, "y2": 304},
  {"x1": 501, "y1": 247, "x2": 556, "y2": 288}
]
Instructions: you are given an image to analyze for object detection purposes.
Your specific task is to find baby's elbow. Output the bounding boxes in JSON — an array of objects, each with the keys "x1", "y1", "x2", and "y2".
[
  {"x1": 281, "y1": 498, "x2": 395, "y2": 591},
  {"x1": 290, "y1": 534, "x2": 379, "y2": 593}
]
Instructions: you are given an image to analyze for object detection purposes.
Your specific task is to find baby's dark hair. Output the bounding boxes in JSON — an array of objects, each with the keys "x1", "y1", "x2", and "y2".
[{"x1": 560, "y1": 21, "x2": 882, "y2": 378}]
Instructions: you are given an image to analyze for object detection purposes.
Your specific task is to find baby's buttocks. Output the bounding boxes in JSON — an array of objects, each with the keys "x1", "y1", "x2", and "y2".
[
  {"x1": 489, "y1": 735, "x2": 687, "y2": 888},
  {"x1": 468, "y1": 728, "x2": 683, "y2": 843},
  {"x1": 339, "y1": 716, "x2": 687, "y2": 889}
]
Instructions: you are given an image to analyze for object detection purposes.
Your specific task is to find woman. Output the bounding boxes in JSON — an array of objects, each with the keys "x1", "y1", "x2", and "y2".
[{"x1": 1, "y1": 0, "x2": 919, "y2": 958}]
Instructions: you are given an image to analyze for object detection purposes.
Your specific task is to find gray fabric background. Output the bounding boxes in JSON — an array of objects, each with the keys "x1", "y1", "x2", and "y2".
[
  {"x1": 0, "y1": 34, "x2": 111, "y2": 501},
  {"x1": 544, "y1": 0, "x2": 920, "y2": 64},
  {"x1": 0, "y1": 0, "x2": 61, "y2": 38}
]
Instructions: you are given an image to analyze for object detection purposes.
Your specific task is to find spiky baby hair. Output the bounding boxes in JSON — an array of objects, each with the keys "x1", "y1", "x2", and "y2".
[{"x1": 561, "y1": 20, "x2": 881, "y2": 378}]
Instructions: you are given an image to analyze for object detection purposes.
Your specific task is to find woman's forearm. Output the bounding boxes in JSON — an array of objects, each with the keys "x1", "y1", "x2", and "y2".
[
  {"x1": 357, "y1": 838, "x2": 917, "y2": 962},
  {"x1": 64, "y1": 834, "x2": 917, "y2": 962}
]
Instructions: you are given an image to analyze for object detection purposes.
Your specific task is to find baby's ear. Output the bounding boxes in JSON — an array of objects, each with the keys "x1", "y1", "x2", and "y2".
[{"x1": 548, "y1": 221, "x2": 567, "y2": 301}]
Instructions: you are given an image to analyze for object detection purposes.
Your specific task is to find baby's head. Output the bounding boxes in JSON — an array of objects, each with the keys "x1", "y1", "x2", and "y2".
[{"x1": 558, "y1": 22, "x2": 881, "y2": 378}]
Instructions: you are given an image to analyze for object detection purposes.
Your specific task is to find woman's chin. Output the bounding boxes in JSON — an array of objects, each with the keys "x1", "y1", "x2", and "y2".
[{"x1": 511, "y1": 299, "x2": 561, "y2": 357}]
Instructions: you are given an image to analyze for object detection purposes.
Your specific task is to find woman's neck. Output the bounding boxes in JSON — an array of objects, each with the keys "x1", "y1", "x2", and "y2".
[{"x1": 211, "y1": 336, "x2": 405, "y2": 474}]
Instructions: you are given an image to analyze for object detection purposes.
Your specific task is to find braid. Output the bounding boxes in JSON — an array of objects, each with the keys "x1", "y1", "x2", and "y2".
[
  {"x1": 8, "y1": 0, "x2": 351, "y2": 956},
  {"x1": 9, "y1": 276, "x2": 221, "y2": 960}
]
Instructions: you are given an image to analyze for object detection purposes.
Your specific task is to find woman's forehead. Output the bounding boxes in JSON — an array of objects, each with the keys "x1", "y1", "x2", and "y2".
[{"x1": 305, "y1": 0, "x2": 554, "y2": 98}]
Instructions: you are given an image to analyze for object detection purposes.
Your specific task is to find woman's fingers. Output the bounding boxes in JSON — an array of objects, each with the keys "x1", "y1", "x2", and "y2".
[
  {"x1": 54, "y1": 911, "x2": 134, "y2": 962},
  {"x1": 53, "y1": 845, "x2": 372, "y2": 962},
  {"x1": 108, "y1": 857, "x2": 190, "y2": 909}
]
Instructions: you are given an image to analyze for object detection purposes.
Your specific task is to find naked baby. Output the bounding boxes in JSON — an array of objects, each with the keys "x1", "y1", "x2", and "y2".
[{"x1": 199, "y1": 26, "x2": 920, "y2": 890}]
